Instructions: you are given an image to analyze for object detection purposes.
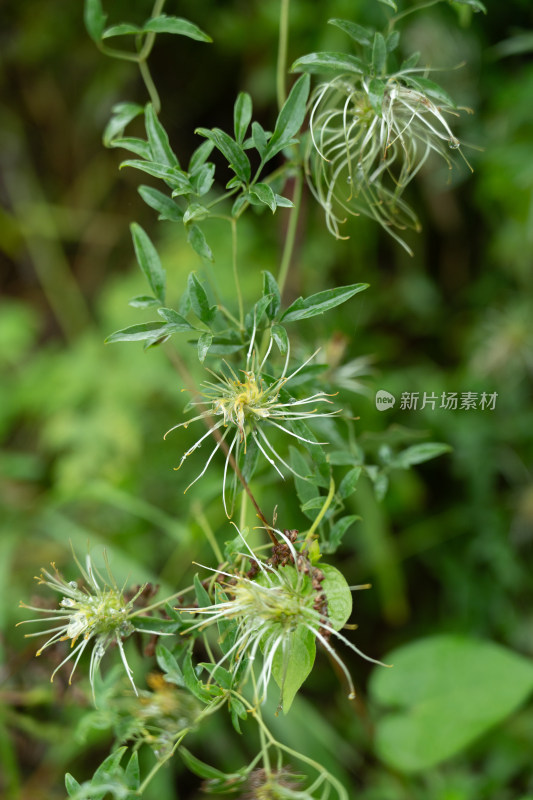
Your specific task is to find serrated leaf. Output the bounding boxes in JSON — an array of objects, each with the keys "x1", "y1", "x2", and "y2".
[
  {"x1": 320, "y1": 564, "x2": 353, "y2": 630},
  {"x1": 234, "y1": 92, "x2": 253, "y2": 144},
  {"x1": 281, "y1": 283, "x2": 368, "y2": 322},
  {"x1": 265, "y1": 74, "x2": 310, "y2": 160},
  {"x1": 327, "y1": 19, "x2": 373, "y2": 46},
  {"x1": 372, "y1": 32, "x2": 387, "y2": 75},
  {"x1": 130, "y1": 222, "x2": 166, "y2": 303},
  {"x1": 144, "y1": 15, "x2": 212, "y2": 41},
  {"x1": 103, "y1": 102, "x2": 144, "y2": 147},
  {"x1": 272, "y1": 625, "x2": 316, "y2": 713},
  {"x1": 145, "y1": 103, "x2": 179, "y2": 167},
  {"x1": 291, "y1": 52, "x2": 364, "y2": 76},
  {"x1": 187, "y1": 224, "x2": 214, "y2": 262},
  {"x1": 84, "y1": 0, "x2": 107, "y2": 42},
  {"x1": 187, "y1": 273, "x2": 216, "y2": 323},
  {"x1": 196, "y1": 128, "x2": 251, "y2": 184},
  {"x1": 138, "y1": 185, "x2": 183, "y2": 220},
  {"x1": 262, "y1": 271, "x2": 281, "y2": 319},
  {"x1": 156, "y1": 643, "x2": 185, "y2": 686},
  {"x1": 370, "y1": 635, "x2": 533, "y2": 772}
]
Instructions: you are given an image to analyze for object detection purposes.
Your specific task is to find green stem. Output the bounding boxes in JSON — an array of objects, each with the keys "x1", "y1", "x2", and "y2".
[
  {"x1": 194, "y1": 504, "x2": 224, "y2": 563},
  {"x1": 277, "y1": 171, "x2": 302, "y2": 298},
  {"x1": 277, "y1": 0, "x2": 291, "y2": 110},
  {"x1": 388, "y1": 0, "x2": 441, "y2": 30},
  {"x1": 239, "y1": 490, "x2": 248, "y2": 531},
  {"x1": 304, "y1": 476, "x2": 335, "y2": 546},
  {"x1": 138, "y1": 0, "x2": 167, "y2": 59},
  {"x1": 138, "y1": 58, "x2": 161, "y2": 112},
  {"x1": 231, "y1": 217, "x2": 244, "y2": 328},
  {"x1": 138, "y1": 585, "x2": 194, "y2": 615}
]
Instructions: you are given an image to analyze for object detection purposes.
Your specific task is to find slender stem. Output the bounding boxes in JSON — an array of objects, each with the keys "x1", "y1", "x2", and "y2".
[
  {"x1": 277, "y1": 0, "x2": 291, "y2": 110},
  {"x1": 277, "y1": 172, "x2": 303, "y2": 298},
  {"x1": 239, "y1": 490, "x2": 248, "y2": 531},
  {"x1": 138, "y1": 0, "x2": 167, "y2": 60},
  {"x1": 138, "y1": 59, "x2": 161, "y2": 112},
  {"x1": 139, "y1": 585, "x2": 194, "y2": 615},
  {"x1": 388, "y1": 0, "x2": 441, "y2": 30},
  {"x1": 231, "y1": 217, "x2": 244, "y2": 328},
  {"x1": 304, "y1": 476, "x2": 335, "y2": 546}
]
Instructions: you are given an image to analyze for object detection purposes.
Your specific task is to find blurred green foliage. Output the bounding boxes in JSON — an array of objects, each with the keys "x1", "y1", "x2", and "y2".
[{"x1": 1, "y1": 0, "x2": 533, "y2": 798}]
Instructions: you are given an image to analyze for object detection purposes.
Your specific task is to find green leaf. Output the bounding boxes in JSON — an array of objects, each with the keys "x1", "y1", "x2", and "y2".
[
  {"x1": 183, "y1": 203, "x2": 209, "y2": 224},
  {"x1": 265, "y1": 74, "x2": 310, "y2": 159},
  {"x1": 179, "y1": 748, "x2": 231, "y2": 780},
  {"x1": 372, "y1": 32, "x2": 387, "y2": 75},
  {"x1": 281, "y1": 283, "x2": 368, "y2": 322},
  {"x1": 326, "y1": 515, "x2": 360, "y2": 553},
  {"x1": 404, "y1": 76, "x2": 456, "y2": 108},
  {"x1": 249, "y1": 182, "x2": 277, "y2": 212},
  {"x1": 138, "y1": 185, "x2": 183, "y2": 221},
  {"x1": 187, "y1": 273, "x2": 216, "y2": 324},
  {"x1": 65, "y1": 773, "x2": 81, "y2": 796},
  {"x1": 143, "y1": 15, "x2": 212, "y2": 41},
  {"x1": 128, "y1": 295, "x2": 159, "y2": 308},
  {"x1": 189, "y1": 139, "x2": 215, "y2": 172},
  {"x1": 157, "y1": 307, "x2": 195, "y2": 330},
  {"x1": 271, "y1": 625, "x2": 316, "y2": 713},
  {"x1": 262, "y1": 271, "x2": 281, "y2": 319},
  {"x1": 234, "y1": 92, "x2": 253, "y2": 144},
  {"x1": 450, "y1": 0, "x2": 486, "y2": 12},
  {"x1": 193, "y1": 574, "x2": 211, "y2": 607},
  {"x1": 121, "y1": 159, "x2": 192, "y2": 192},
  {"x1": 145, "y1": 103, "x2": 179, "y2": 168},
  {"x1": 320, "y1": 564, "x2": 353, "y2": 630},
  {"x1": 251, "y1": 121, "x2": 269, "y2": 159},
  {"x1": 338, "y1": 466, "x2": 362, "y2": 499},
  {"x1": 291, "y1": 52, "x2": 364, "y2": 76},
  {"x1": 92, "y1": 748, "x2": 127, "y2": 783},
  {"x1": 187, "y1": 224, "x2": 214, "y2": 262},
  {"x1": 190, "y1": 163, "x2": 215, "y2": 197},
  {"x1": 271, "y1": 323, "x2": 288, "y2": 354},
  {"x1": 124, "y1": 752, "x2": 140, "y2": 790},
  {"x1": 370, "y1": 635, "x2": 533, "y2": 772},
  {"x1": 395, "y1": 442, "x2": 452, "y2": 467},
  {"x1": 182, "y1": 650, "x2": 215, "y2": 702},
  {"x1": 130, "y1": 223, "x2": 166, "y2": 304},
  {"x1": 195, "y1": 128, "x2": 251, "y2": 184},
  {"x1": 105, "y1": 322, "x2": 167, "y2": 344},
  {"x1": 103, "y1": 102, "x2": 144, "y2": 147},
  {"x1": 386, "y1": 29, "x2": 400, "y2": 53},
  {"x1": 108, "y1": 136, "x2": 152, "y2": 159},
  {"x1": 102, "y1": 23, "x2": 141, "y2": 38},
  {"x1": 377, "y1": 0, "x2": 398, "y2": 10},
  {"x1": 327, "y1": 19, "x2": 373, "y2": 47},
  {"x1": 367, "y1": 78, "x2": 386, "y2": 115},
  {"x1": 84, "y1": 0, "x2": 107, "y2": 42},
  {"x1": 197, "y1": 332, "x2": 212, "y2": 363},
  {"x1": 156, "y1": 643, "x2": 185, "y2": 687}
]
